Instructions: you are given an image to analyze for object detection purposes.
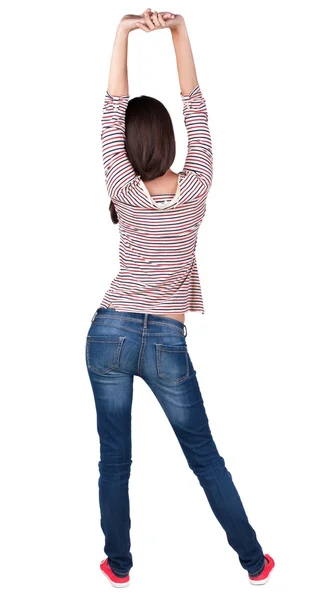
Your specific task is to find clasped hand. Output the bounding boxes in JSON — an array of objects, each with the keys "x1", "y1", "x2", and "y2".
[{"x1": 119, "y1": 8, "x2": 183, "y2": 33}]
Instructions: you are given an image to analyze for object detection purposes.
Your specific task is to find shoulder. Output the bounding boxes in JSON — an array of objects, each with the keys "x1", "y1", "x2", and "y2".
[{"x1": 178, "y1": 170, "x2": 210, "y2": 201}]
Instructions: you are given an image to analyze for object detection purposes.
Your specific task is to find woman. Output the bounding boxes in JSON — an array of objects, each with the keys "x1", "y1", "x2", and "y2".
[{"x1": 85, "y1": 8, "x2": 275, "y2": 588}]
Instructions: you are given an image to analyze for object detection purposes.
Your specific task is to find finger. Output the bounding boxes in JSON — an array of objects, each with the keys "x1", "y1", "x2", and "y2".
[
  {"x1": 151, "y1": 10, "x2": 160, "y2": 27},
  {"x1": 162, "y1": 12, "x2": 174, "y2": 20},
  {"x1": 157, "y1": 12, "x2": 166, "y2": 27},
  {"x1": 141, "y1": 8, "x2": 152, "y2": 15},
  {"x1": 144, "y1": 12, "x2": 156, "y2": 30},
  {"x1": 136, "y1": 21, "x2": 151, "y2": 32}
]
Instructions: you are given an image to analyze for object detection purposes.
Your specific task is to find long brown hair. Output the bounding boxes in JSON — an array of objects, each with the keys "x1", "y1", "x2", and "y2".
[{"x1": 109, "y1": 95, "x2": 176, "y2": 224}]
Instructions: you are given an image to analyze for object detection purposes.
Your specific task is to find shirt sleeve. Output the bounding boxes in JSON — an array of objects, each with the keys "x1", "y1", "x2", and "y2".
[
  {"x1": 101, "y1": 90, "x2": 138, "y2": 199},
  {"x1": 180, "y1": 85, "x2": 213, "y2": 192}
]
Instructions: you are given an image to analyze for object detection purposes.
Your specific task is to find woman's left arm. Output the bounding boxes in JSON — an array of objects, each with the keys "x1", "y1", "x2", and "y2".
[
  {"x1": 106, "y1": 23, "x2": 129, "y2": 96},
  {"x1": 102, "y1": 10, "x2": 174, "y2": 200},
  {"x1": 102, "y1": 11, "x2": 158, "y2": 199},
  {"x1": 101, "y1": 18, "x2": 136, "y2": 200}
]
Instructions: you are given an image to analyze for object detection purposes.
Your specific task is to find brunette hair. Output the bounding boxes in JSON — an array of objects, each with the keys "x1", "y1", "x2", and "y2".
[{"x1": 109, "y1": 95, "x2": 176, "y2": 224}]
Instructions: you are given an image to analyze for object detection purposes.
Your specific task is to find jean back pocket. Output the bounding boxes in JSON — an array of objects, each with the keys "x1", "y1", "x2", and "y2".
[
  {"x1": 155, "y1": 344, "x2": 190, "y2": 384},
  {"x1": 86, "y1": 336, "x2": 125, "y2": 375}
]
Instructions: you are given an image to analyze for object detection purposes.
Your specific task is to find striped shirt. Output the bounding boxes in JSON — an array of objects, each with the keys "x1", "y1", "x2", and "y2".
[{"x1": 99, "y1": 84, "x2": 213, "y2": 314}]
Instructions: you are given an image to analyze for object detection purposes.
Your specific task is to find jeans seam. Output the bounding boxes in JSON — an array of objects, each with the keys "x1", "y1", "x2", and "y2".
[{"x1": 137, "y1": 330, "x2": 146, "y2": 376}]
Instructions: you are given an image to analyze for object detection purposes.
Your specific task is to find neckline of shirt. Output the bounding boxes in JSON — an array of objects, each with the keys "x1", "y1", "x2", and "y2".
[{"x1": 138, "y1": 174, "x2": 181, "y2": 209}]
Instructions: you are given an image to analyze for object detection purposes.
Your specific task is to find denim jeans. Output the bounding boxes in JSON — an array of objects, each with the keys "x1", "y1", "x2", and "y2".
[{"x1": 85, "y1": 307, "x2": 265, "y2": 578}]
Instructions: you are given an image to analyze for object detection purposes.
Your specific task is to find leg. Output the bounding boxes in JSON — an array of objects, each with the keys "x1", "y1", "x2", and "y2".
[
  {"x1": 144, "y1": 348, "x2": 265, "y2": 577},
  {"x1": 87, "y1": 367, "x2": 133, "y2": 576}
]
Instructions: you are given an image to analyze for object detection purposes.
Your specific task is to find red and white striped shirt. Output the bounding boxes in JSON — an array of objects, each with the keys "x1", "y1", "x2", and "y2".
[{"x1": 99, "y1": 84, "x2": 213, "y2": 314}]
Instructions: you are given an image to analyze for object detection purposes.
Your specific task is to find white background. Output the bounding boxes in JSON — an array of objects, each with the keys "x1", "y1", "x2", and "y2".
[{"x1": 1, "y1": 1, "x2": 325, "y2": 598}]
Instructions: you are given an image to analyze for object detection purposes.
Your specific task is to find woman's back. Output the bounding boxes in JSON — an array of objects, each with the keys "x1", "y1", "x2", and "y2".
[{"x1": 99, "y1": 85, "x2": 213, "y2": 314}]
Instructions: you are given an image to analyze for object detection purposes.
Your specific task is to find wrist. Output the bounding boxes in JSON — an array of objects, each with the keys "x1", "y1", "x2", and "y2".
[
  {"x1": 170, "y1": 16, "x2": 186, "y2": 34},
  {"x1": 116, "y1": 21, "x2": 130, "y2": 37}
]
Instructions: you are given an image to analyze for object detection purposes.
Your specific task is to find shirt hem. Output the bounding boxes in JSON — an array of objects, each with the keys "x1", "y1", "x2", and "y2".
[{"x1": 99, "y1": 301, "x2": 204, "y2": 315}]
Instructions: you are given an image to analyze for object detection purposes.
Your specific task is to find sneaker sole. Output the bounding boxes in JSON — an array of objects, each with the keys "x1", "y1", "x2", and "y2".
[
  {"x1": 249, "y1": 572, "x2": 272, "y2": 586},
  {"x1": 100, "y1": 568, "x2": 130, "y2": 588}
]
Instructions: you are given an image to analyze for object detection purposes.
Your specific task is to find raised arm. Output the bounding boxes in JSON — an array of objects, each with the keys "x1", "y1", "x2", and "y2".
[
  {"x1": 106, "y1": 25, "x2": 129, "y2": 97},
  {"x1": 101, "y1": 18, "x2": 135, "y2": 200},
  {"x1": 169, "y1": 16, "x2": 198, "y2": 95},
  {"x1": 168, "y1": 16, "x2": 213, "y2": 191},
  {"x1": 102, "y1": 10, "x2": 174, "y2": 200}
]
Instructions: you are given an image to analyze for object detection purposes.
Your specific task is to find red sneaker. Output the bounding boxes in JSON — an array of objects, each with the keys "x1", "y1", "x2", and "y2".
[
  {"x1": 100, "y1": 558, "x2": 130, "y2": 588},
  {"x1": 249, "y1": 554, "x2": 275, "y2": 585}
]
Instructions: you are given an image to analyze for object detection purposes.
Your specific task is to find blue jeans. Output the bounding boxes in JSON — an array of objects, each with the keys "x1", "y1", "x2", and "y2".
[{"x1": 85, "y1": 307, "x2": 265, "y2": 578}]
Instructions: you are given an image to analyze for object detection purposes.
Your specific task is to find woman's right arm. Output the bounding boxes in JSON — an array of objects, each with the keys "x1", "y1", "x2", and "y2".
[
  {"x1": 169, "y1": 16, "x2": 198, "y2": 95},
  {"x1": 169, "y1": 17, "x2": 213, "y2": 192}
]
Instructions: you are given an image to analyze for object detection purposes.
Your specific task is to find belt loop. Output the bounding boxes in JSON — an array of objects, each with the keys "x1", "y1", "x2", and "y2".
[
  {"x1": 184, "y1": 324, "x2": 187, "y2": 338},
  {"x1": 144, "y1": 314, "x2": 148, "y2": 329},
  {"x1": 91, "y1": 309, "x2": 98, "y2": 322}
]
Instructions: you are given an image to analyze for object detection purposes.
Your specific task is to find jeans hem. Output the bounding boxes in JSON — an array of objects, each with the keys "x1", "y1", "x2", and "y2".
[
  {"x1": 106, "y1": 558, "x2": 130, "y2": 578},
  {"x1": 249, "y1": 560, "x2": 265, "y2": 577}
]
